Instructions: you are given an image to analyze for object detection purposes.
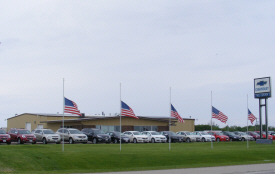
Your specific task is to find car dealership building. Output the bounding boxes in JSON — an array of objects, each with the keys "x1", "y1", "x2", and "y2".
[{"x1": 7, "y1": 113, "x2": 195, "y2": 133}]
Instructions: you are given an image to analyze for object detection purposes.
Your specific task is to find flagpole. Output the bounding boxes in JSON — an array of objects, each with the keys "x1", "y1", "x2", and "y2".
[
  {"x1": 169, "y1": 87, "x2": 171, "y2": 151},
  {"x1": 62, "y1": 78, "x2": 65, "y2": 152},
  {"x1": 211, "y1": 91, "x2": 213, "y2": 149},
  {"x1": 120, "y1": 83, "x2": 121, "y2": 151},
  {"x1": 247, "y1": 94, "x2": 249, "y2": 148}
]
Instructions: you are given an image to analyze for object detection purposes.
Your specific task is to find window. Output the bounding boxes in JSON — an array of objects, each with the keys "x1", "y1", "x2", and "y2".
[
  {"x1": 134, "y1": 126, "x2": 153, "y2": 132},
  {"x1": 94, "y1": 126, "x2": 120, "y2": 133}
]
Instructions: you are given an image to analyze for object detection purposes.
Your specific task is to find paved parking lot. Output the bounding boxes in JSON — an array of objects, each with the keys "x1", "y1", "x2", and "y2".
[{"x1": 92, "y1": 163, "x2": 275, "y2": 174}]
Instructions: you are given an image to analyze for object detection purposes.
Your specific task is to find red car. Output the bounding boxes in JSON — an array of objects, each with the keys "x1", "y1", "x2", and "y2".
[
  {"x1": 0, "y1": 129, "x2": 11, "y2": 144},
  {"x1": 255, "y1": 131, "x2": 272, "y2": 139},
  {"x1": 247, "y1": 131, "x2": 260, "y2": 140},
  {"x1": 271, "y1": 132, "x2": 275, "y2": 140},
  {"x1": 208, "y1": 132, "x2": 229, "y2": 142},
  {"x1": 8, "y1": 128, "x2": 36, "y2": 144}
]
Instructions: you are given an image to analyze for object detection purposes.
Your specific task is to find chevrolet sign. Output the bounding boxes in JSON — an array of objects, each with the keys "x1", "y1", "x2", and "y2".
[{"x1": 254, "y1": 77, "x2": 271, "y2": 98}]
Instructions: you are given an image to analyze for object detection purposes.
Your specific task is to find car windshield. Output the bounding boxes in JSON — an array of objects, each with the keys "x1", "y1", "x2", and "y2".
[
  {"x1": 250, "y1": 132, "x2": 258, "y2": 135},
  {"x1": 69, "y1": 130, "x2": 82, "y2": 134},
  {"x1": 227, "y1": 132, "x2": 235, "y2": 136},
  {"x1": 239, "y1": 132, "x2": 246, "y2": 135},
  {"x1": 185, "y1": 132, "x2": 191, "y2": 135},
  {"x1": 201, "y1": 132, "x2": 209, "y2": 135},
  {"x1": 151, "y1": 132, "x2": 160, "y2": 135},
  {"x1": 93, "y1": 130, "x2": 105, "y2": 134},
  {"x1": 216, "y1": 133, "x2": 223, "y2": 135},
  {"x1": 0, "y1": 130, "x2": 6, "y2": 134},
  {"x1": 166, "y1": 132, "x2": 176, "y2": 136},
  {"x1": 18, "y1": 130, "x2": 31, "y2": 134},
  {"x1": 43, "y1": 130, "x2": 55, "y2": 134},
  {"x1": 133, "y1": 132, "x2": 142, "y2": 135},
  {"x1": 114, "y1": 132, "x2": 124, "y2": 136}
]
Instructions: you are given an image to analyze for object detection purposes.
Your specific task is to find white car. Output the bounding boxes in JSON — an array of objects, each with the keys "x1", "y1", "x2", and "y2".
[
  {"x1": 195, "y1": 131, "x2": 215, "y2": 142},
  {"x1": 142, "y1": 131, "x2": 167, "y2": 143},
  {"x1": 123, "y1": 131, "x2": 149, "y2": 143},
  {"x1": 32, "y1": 129, "x2": 61, "y2": 144},
  {"x1": 176, "y1": 131, "x2": 201, "y2": 142},
  {"x1": 56, "y1": 128, "x2": 88, "y2": 144},
  {"x1": 233, "y1": 132, "x2": 254, "y2": 141}
]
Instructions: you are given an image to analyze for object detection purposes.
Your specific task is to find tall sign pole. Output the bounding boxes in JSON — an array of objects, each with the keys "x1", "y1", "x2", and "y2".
[
  {"x1": 120, "y1": 83, "x2": 122, "y2": 151},
  {"x1": 169, "y1": 87, "x2": 171, "y2": 151},
  {"x1": 62, "y1": 78, "x2": 65, "y2": 152},
  {"x1": 254, "y1": 77, "x2": 272, "y2": 144}
]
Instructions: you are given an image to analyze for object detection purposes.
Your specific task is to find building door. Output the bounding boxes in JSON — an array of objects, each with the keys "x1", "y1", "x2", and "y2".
[
  {"x1": 25, "y1": 122, "x2": 31, "y2": 131},
  {"x1": 37, "y1": 124, "x2": 43, "y2": 129}
]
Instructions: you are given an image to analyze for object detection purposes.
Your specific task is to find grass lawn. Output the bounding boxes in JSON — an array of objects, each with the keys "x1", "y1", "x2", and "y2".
[{"x1": 0, "y1": 141, "x2": 274, "y2": 173}]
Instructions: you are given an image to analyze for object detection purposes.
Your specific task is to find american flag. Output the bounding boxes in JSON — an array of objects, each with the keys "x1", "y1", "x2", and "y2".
[
  {"x1": 121, "y1": 101, "x2": 138, "y2": 119},
  {"x1": 171, "y1": 104, "x2": 185, "y2": 123},
  {"x1": 212, "y1": 106, "x2": 228, "y2": 123},
  {"x1": 248, "y1": 109, "x2": 256, "y2": 124},
  {"x1": 64, "y1": 97, "x2": 81, "y2": 116}
]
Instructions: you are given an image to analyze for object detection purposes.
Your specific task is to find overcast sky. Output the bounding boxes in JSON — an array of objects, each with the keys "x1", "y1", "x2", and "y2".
[{"x1": 0, "y1": 1, "x2": 274, "y2": 128}]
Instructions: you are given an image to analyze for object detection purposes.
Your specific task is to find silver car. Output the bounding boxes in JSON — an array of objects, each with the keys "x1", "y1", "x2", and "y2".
[
  {"x1": 142, "y1": 131, "x2": 167, "y2": 143},
  {"x1": 123, "y1": 131, "x2": 149, "y2": 143},
  {"x1": 56, "y1": 128, "x2": 88, "y2": 144},
  {"x1": 195, "y1": 131, "x2": 215, "y2": 142},
  {"x1": 176, "y1": 131, "x2": 201, "y2": 142},
  {"x1": 32, "y1": 129, "x2": 61, "y2": 144}
]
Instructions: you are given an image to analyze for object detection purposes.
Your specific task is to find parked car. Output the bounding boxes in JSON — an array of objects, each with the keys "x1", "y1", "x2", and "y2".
[
  {"x1": 268, "y1": 131, "x2": 274, "y2": 135},
  {"x1": 106, "y1": 131, "x2": 129, "y2": 143},
  {"x1": 159, "y1": 131, "x2": 183, "y2": 143},
  {"x1": 233, "y1": 131, "x2": 254, "y2": 141},
  {"x1": 222, "y1": 131, "x2": 242, "y2": 141},
  {"x1": 56, "y1": 128, "x2": 87, "y2": 144},
  {"x1": 81, "y1": 128, "x2": 111, "y2": 144},
  {"x1": 255, "y1": 131, "x2": 272, "y2": 139},
  {"x1": 270, "y1": 132, "x2": 275, "y2": 140},
  {"x1": 0, "y1": 129, "x2": 11, "y2": 145},
  {"x1": 123, "y1": 131, "x2": 149, "y2": 143},
  {"x1": 142, "y1": 131, "x2": 167, "y2": 143},
  {"x1": 8, "y1": 128, "x2": 36, "y2": 144},
  {"x1": 195, "y1": 131, "x2": 215, "y2": 142},
  {"x1": 208, "y1": 132, "x2": 229, "y2": 142},
  {"x1": 247, "y1": 131, "x2": 260, "y2": 141},
  {"x1": 32, "y1": 129, "x2": 61, "y2": 144},
  {"x1": 176, "y1": 131, "x2": 201, "y2": 142}
]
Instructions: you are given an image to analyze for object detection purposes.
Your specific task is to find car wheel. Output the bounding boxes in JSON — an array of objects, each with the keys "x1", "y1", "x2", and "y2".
[
  {"x1": 254, "y1": 138, "x2": 256, "y2": 141},
  {"x1": 82, "y1": 142, "x2": 87, "y2": 144},
  {"x1": 114, "y1": 139, "x2": 118, "y2": 144},
  {"x1": 202, "y1": 138, "x2": 205, "y2": 142},
  {"x1": 7, "y1": 142, "x2": 11, "y2": 145},
  {"x1": 186, "y1": 138, "x2": 190, "y2": 143},
  {"x1": 43, "y1": 138, "x2": 47, "y2": 144},
  {"x1": 133, "y1": 138, "x2": 137, "y2": 143},
  {"x1": 151, "y1": 138, "x2": 155, "y2": 143},
  {"x1": 69, "y1": 138, "x2": 74, "y2": 144},
  {"x1": 242, "y1": 138, "x2": 245, "y2": 141},
  {"x1": 18, "y1": 138, "x2": 23, "y2": 144},
  {"x1": 93, "y1": 138, "x2": 97, "y2": 144},
  {"x1": 32, "y1": 141, "x2": 36, "y2": 144},
  {"x1": 217, "y1": 138, "x2": 220, "y2": 142},
  {"x1": 56, "y1": 142, "x2": 60, "y2": 144}
]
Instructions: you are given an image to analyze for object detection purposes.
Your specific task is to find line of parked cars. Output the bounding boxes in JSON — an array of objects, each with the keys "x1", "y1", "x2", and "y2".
[{"x1": 1, "y1": 128, "x2": 273, "y2": 145}]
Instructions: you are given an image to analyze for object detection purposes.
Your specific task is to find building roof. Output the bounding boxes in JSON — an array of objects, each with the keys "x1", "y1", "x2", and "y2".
[{"x1": 8, "y1": 113, "x2": 194, "y2": 124}]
